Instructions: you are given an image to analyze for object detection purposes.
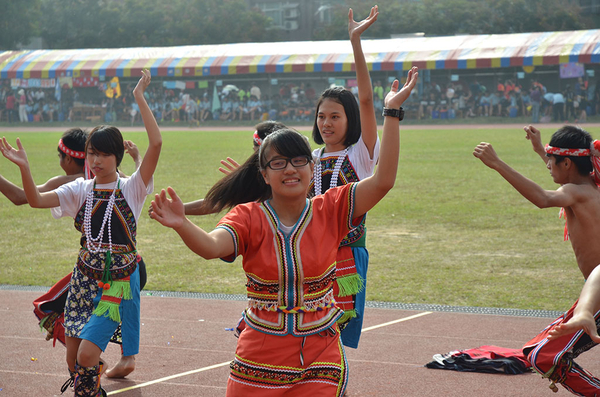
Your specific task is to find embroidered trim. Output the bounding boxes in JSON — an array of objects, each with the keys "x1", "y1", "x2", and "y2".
[
  {"x1": 248, "y1": 290, "x2": 336, "y2": 313},
  {"x1": 230, "y1": 356, "x2": 342, "y2": 384}
]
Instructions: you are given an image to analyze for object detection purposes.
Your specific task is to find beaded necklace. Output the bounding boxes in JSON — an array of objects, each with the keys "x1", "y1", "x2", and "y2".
[
  {"x1": 84, "y1": 174, "x2": 120, "y2": 290},
  {"x1": 314, "y1": 148, "x2": 348, "y2": 196},
  {"x1": 84, "y1": 174, "x2": 119, "y2": 254}
]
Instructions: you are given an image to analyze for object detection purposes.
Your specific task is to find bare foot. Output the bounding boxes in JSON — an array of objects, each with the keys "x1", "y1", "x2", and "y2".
[{"x1": 105, "y1": 355, "x2": 136, "y2": 378}]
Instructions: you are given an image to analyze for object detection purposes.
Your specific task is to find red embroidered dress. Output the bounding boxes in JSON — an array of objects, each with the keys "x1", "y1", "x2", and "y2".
[{"x1": 217, "y1": 183, "x2": 362, "y2": 395}]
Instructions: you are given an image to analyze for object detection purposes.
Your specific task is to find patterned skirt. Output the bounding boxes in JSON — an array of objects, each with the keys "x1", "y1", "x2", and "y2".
[{"x1": 227, "y1": 323, "x2": 348, "y2": 396}]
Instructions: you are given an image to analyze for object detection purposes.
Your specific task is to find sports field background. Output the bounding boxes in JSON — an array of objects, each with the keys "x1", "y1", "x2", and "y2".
[{"x1": 0, "y1": 123, "x2": 596, "y2": 312}]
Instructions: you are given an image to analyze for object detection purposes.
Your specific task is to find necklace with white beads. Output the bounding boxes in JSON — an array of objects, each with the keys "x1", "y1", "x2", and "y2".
[
  {"x1": 314, "y1": 147, "x2": 348, "y2": 196},
  {"x1": 84, "y1": 174, "x2": 119, "y2": 254}
]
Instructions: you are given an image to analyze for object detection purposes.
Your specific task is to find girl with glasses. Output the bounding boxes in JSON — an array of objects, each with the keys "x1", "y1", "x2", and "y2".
[{"x1": 149, "y1": 67, "x2": 418, "y2": 396}]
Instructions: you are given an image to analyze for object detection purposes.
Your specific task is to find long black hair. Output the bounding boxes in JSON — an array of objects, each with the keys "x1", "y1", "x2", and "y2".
[{"x1": 204, "y1": 129, "x2": 312, "y2": 212}]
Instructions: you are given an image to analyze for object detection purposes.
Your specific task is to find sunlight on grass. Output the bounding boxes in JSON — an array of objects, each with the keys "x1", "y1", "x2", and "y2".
[{"x1": 1, "y1": 126, "x2": 598, "y2": 311}]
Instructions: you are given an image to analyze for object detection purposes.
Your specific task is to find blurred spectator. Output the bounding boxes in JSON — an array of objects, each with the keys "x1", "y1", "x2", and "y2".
[
  {"x1": 250, "y1": 82, "x2": 261, "y2": 100},
  {"x1": 247, "y1": 95, "x2": 262, "y2": 121},
  {"x1": 5, "y1": 90, "x2": 16, "y2": 123},
  {"x1": 530, "y1": 84, "x2": 541, "y2": 123},
  {"x1": 199, "y1": 96, "x2": 211, "y2": 122},
  {"x1": 552, "y1": 91, "x2": 565, "y2": 122},
  {"x1": 18, "y1": 89, "x2": 28, "y2": 122}
]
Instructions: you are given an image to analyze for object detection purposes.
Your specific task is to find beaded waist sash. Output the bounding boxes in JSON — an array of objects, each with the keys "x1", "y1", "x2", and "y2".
[
  {"x1": 248, "y1": 290, "x2": 336, "y2": 314},
  {"x1": 77, "y1": 248, "x2": 138, "y2": 281}
]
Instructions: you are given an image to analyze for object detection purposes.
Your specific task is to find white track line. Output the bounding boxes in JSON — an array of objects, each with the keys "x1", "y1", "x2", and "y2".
[
  {"x1": 108, "y1": 311, "x2": 432, "y2": 394},
  {"x1": 107, "y1": 361, "x2": 230, "y2": 395},
  {"x1": 361, "y1": 311, "x2": 433, "y2": 332}
]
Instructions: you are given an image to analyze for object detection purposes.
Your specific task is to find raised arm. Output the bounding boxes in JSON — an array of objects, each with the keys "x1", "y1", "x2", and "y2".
[
  {"x1": 349, "y1": 6, "x2": 378, "y2": 157},
  {"x1": 150, "y1": 187, "x2": 234, "y2": 259},
  {"x1": 0, "y1": 137, "x2": 59, "y2": 208},
  {"x1": 352, "y1": 67, "x2": 419, "y2": 219},
  {"x1": 134, "y1": 69, "x2": 162, "y2": 186},
  {"x1": 473, "y1": 142, "x2": 579, "y2": 209},
  {"x1": 524, "y1": 125, "x2": 549, "y2": 165}
]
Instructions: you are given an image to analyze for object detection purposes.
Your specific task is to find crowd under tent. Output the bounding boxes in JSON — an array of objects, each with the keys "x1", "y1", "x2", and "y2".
[{"x1": 1, "y1": 29, "x2": 599, "y2": 93}]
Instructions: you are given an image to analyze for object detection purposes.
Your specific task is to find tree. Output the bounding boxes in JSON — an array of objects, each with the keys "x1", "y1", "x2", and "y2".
[
  {"x1": 313, "y1": 0, "x2": 593, "y2": 40},
  {"x1": 0, "y1": 0, "x2": 41, "y2": 50},
  {"x1": 39, "y1": 0, "x2": 123, "y2": 49},
  {"x1": 36, "y1": 0, "x2": 276, "y2": 49}
]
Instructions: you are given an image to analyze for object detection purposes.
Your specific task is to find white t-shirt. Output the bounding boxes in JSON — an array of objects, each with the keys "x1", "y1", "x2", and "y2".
[
  {"x1": 51, "y1": 169, "x2": 153, "y2": 222},
  {"x1": 312, "y1": 134, "x2": 380, "y2": 183}
]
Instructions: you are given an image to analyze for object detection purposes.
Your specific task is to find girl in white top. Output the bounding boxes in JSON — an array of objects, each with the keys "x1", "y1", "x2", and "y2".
[
  {"x1": 0, "y1": 69, "x2": 161, "y2": 396},
  {"x1": 309, "y1": 5, "x2": 388, "y2": 350}
]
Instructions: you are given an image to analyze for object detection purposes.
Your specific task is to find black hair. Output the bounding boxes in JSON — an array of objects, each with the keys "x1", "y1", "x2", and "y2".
[
  {"x1": 253, "y1": 120, "x2": 287, "y2": 149},
  {"x1": 548, "y1": 125, "x2": 593, "y2": 176},
  {"x1": 58, "y1": 128, "x2": 88, "y2": 167},
  {"x1": 85, "y1": 125, "x2": 125, "y2": 167},
  {"x1": 256, "y1": 120, "x2": 288, "y2": 140},
  {"x1": 312, "y1": 86, "x2": 361, "y2": 147},
  {"x1": 259, "y1": 128, "x2": 312, "y2": 170},
  {"x1": 204, "y1": 129, "x2": 311, "y2": 212}
]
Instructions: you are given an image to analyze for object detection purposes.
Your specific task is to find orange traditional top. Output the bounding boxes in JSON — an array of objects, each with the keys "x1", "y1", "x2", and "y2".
[{"x1": 217, "y1": 183, "x2": 362, "y2": 337}]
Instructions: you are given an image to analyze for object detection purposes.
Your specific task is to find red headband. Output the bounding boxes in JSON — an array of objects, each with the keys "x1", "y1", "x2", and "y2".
[
  {"x1": 253, "y1": 130, "x2": 262, "y2": 146},
  {"x1": 58, "y1": 139, "x2": 85, "y2": 159},
  {"x1": 545, "y1": 140, "x2": 600, "y2": 185},
  {"x1": 545, "y1": 144, "x2": 590, "y2": 157}
]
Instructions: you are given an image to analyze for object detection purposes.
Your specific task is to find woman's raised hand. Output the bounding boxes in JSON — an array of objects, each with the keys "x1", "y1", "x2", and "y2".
[{"x1": 384, "y1": 67, "x2": 419, "y2": 110}]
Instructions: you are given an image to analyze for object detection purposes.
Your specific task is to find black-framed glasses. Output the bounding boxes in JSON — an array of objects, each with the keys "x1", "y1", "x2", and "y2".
[{"x1": 265, "y1": 156, "x2": 311, "y2": 170}]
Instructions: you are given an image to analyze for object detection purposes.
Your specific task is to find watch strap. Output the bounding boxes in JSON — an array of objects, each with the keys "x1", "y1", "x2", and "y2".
[{"x1": 382, "y1": 107, "x2": 404, "y2": 120}]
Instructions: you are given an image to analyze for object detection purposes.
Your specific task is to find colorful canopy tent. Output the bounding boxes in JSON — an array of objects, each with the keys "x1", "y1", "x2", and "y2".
[{"x1": 2, "y1": 29, "x2": 600, "y2": 80}]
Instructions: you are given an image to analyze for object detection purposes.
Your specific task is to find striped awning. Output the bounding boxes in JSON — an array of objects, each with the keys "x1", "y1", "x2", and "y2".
[{"x1": 2, "y1": 29, "x2": 600, "y2": 79}]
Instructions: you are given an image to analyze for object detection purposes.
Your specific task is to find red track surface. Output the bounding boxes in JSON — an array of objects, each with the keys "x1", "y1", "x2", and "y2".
[{"x1": 2, "y1": 289, "x2": 598, "y2": 396}]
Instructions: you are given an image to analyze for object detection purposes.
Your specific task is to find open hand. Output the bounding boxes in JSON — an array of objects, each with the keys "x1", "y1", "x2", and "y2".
[
  {"x1": 149, "y1": 187, "x2": 185, "y2": 229},
  {"x1": 219, "y1": 157, "x2": 240, "y2": 175},
  {"x1": 348, "y1": 6, "x2": 378, "y2": 41},
  {"x1": 547, "y1": 314, "x2": 600, "y2": 343},
  {"x1": 133, "y1": 69, "x2": 151, "y2": 97},
  {"x1": 0, "y1": 137, "x2": 29, "y2": 168},
  {"x1": 384, "y1": 67, "x2": 419, "y2": 110},
  {"x1": 124, "y1": 140, "x2": 140, "y2": 163},
  {"x1": 123, "y1": 141, "x2": 140, "y2": 167}
]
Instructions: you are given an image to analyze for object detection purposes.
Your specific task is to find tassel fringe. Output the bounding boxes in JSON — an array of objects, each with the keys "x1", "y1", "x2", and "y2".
[
  {"x1": 93, "y1": 300, "x2": 121, "y2": 323},
  {"x1": 337, "y1": 309, "x2": 357, "y2": 325},
  {"x1": 92, "y1": 278, "x2": 132, "y2": 323},
  {"x1": 335, "y1": 273, "x2": 365, "y2": 297}
]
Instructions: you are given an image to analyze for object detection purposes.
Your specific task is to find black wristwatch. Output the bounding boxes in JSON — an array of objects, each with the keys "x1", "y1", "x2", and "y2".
[{"x1": 382, "y1": 107, "x2": 404, "y2": 120}]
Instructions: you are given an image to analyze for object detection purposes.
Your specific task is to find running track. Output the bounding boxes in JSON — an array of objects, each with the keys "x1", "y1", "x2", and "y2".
[{"x1": 1, "y1": 288, "x2": 597, "y2": 396}]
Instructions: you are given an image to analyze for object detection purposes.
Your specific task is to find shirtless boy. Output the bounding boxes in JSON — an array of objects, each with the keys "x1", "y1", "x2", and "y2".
[{"x1": 473, "y1": 125, "x2": 600, "y2": 395}]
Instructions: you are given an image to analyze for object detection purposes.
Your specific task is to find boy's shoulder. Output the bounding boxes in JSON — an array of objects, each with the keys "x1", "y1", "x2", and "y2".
[{"x1": 561, "y1": 182, "x2": 600, "y2": 204}]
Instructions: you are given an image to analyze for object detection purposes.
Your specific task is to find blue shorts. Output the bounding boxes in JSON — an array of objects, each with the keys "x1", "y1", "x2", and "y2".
[{"x1": 79, "y1": 266, "x2": 140, "y2": 355}]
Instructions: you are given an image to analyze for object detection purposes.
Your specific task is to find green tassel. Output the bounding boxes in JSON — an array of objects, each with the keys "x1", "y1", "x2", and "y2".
[
  {"x1": 335, "y1": 273, "x2": 365, "y2": 297},
  {"x1": 39, "y1": 315, "x2": 50, "y2": 331},
  {"x1": 104, "y1": 280, "x2": 132, "y2": 301},
  {"x1": 93, "y1": 301, "x2": 121, "y2": 322},
  {"x1": 337, "y1": 309, "x2": 357, "y2": 325},
  {"x1": 102, "y1": 252, "x2": 112, "y2": 285}
]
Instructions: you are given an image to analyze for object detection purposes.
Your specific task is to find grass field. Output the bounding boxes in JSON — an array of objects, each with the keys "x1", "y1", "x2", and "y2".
[{"x1": 1, "y1": 125, "x2": 598, "y2": 311}]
